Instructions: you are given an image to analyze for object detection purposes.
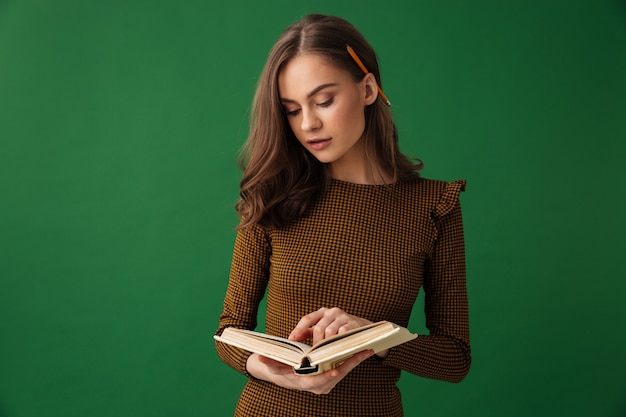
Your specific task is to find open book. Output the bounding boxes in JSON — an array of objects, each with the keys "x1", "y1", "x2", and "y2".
[{"x1": 214, "y1": 321, "x2": 417, "y2": 375}]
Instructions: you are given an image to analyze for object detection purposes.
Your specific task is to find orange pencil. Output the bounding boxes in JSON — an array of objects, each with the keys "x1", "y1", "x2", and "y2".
[{"x1": 346, "y1": 45, "x2": 391, "y2": 107}]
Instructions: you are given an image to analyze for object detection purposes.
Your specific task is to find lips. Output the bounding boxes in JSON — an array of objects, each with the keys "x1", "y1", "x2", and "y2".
[{"x1": 307, "y1": 138, "x2": 331, "y2": 151}]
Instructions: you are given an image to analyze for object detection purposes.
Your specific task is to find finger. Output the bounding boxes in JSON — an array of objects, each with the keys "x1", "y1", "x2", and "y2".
[
  {"x1": 312, "y1": 318, "x2": 343, "y2": 345},
  {"x1": 289, "y1": 350, "x2": 375, "y2": 395},
  {"x1": 257, "y1": 355, "x2": 295, "y2": 376},
  {"x1": 289, "y1": 308, "x2": 328, "y2": 340},
  {"x1": 311, "y1": 308, "x2": 349, "y2": 344},
  {"x1": 257, "y1": 354, "x2": 279, "y2": 365},
  {"x1": 288, "y1": 326, "x2": 312, "y2": 342},
  {"x1": 320, "y1": 315, "x2": 354, "y2": 339}
]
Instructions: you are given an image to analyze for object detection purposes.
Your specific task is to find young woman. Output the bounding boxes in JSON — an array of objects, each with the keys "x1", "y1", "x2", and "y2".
[{"x1": 215, "y1": 14, "x2": 471, "y2": 417}]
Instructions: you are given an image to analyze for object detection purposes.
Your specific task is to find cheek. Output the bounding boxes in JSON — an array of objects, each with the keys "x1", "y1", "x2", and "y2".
[{"x1": 336, "y1": 106, "x2": 365, "y2": 137}]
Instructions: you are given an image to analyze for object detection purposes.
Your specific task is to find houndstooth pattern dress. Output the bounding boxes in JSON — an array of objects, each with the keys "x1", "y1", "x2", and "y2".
[{"x1": 216, "y1": 178, "x2": 471, "y2": 417}]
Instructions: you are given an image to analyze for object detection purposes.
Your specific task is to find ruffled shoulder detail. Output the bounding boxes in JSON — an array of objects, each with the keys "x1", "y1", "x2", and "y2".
[{"x1": 433, "y1": 180, "x2": 466, "y2": 218}]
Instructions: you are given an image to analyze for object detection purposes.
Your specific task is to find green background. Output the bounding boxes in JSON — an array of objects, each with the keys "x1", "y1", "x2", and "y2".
[{"x1": 1, "y1": 0, "x2": 625, "y2": 416}]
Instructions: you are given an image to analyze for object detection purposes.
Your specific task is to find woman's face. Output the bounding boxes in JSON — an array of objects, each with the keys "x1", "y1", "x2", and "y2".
[{"x1": 278, "y1": 53, "x2": 377, "y2": 172}]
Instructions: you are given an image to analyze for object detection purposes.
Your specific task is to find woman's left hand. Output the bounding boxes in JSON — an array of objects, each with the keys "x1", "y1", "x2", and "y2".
[{"x1": 287, "y1": 308, "x2": 387, "y2": 357}]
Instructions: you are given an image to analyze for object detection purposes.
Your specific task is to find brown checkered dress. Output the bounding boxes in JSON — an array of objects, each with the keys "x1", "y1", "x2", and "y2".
[{"x1": 215, "y1": 178, "x2": 471, "y2": 416}]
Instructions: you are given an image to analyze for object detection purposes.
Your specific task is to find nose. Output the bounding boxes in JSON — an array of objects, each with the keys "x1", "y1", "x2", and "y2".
[{"x1": 301, "y1": 109, "x2": 321, "y2": 132}]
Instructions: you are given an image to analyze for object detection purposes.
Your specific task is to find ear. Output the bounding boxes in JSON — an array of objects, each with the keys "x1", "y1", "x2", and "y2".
[{"x1": 362, "y1": 73, "x2": 379, "y2": 106}]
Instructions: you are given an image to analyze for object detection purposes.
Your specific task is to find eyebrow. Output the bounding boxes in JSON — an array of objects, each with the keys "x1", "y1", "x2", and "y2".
[{"x1": 279, "y1": 83, "x2": 338, "y2": 103}]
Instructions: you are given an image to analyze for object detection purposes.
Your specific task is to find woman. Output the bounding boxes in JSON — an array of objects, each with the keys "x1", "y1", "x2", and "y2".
[{"x1": 215, "y1": 14, "x2": 471, "y2": 417}]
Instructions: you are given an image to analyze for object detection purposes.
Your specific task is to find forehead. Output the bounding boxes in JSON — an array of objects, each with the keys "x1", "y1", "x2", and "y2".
[{"x1": 278, "y1": 53, "x2": 351, "y2": 98}]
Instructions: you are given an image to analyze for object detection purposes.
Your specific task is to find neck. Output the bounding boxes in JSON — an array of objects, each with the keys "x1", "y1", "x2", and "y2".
[
  {"x1": 325, "y1": 136, "x2": 394, "y2": 185},
  {"x1": 326, "y1": 158, "x2": 393, "y2": 185}
]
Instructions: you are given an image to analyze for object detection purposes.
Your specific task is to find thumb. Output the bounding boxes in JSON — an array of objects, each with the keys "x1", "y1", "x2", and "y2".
[{"x1": 257, "y1": 355, "x2": 279, "y2": 365}]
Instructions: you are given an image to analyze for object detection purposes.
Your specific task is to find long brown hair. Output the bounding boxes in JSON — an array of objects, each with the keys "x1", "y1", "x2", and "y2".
[{"x1": 236, "y1": 14, "x2": 421, "y2": 229}]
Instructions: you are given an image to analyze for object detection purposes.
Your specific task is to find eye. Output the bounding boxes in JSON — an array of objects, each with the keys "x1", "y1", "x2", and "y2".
[
  {"x1": 284, "y1": 108, "x2": 301, "y2": 117},
  {"x1": 318, "y1": 97, "x2": 334, "y2": 108}
]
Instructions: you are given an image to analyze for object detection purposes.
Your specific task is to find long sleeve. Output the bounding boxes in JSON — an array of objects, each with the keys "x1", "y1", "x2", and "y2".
[
  {"x1": 215, "y1": 222, "x2": 271, "y2": 376},
  {"x1": 213, "y1": 178, "x2": 471, "y2": 417},
  {"x1": 382, "y1": 180, "x2": 471, "y2": 382}
]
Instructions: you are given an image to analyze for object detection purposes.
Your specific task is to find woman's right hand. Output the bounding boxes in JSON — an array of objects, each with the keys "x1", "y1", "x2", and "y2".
[{"x1": 245, "y1": 350, "x2": 374, "y2": 395}]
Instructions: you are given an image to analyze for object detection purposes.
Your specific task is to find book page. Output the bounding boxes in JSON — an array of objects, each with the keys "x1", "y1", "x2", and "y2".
[
  {"x1": 226, "y1": 328, "x2": 312, "y2": 353},
  {"x1": 307, "y1": 322, "x2": 416, "y2": 365},
  {"x1": 215, "y1": 328, "x2": 311, "y2": 368},
  {"x1": 308, "y1": 321, "x2": 383, "y2": 350}
]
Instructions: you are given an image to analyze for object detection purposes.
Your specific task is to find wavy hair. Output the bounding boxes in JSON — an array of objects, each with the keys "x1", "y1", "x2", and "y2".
[{"x1": 236, "y1": 14, "x2": 422, "y2": 229}]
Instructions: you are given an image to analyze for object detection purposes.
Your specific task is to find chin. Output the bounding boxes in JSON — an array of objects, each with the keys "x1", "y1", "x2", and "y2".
[
  {"x1": 308, "y1": 152, "x2": 335, "y2": 164},
  {"x1": 313, "y1": 156, "x2": 338, "y2": 164}
]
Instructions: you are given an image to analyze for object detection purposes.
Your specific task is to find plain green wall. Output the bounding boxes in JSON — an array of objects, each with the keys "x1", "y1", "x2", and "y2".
[{"x1": 1, "y1": 1, "x2": 625, "y2": 416}]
